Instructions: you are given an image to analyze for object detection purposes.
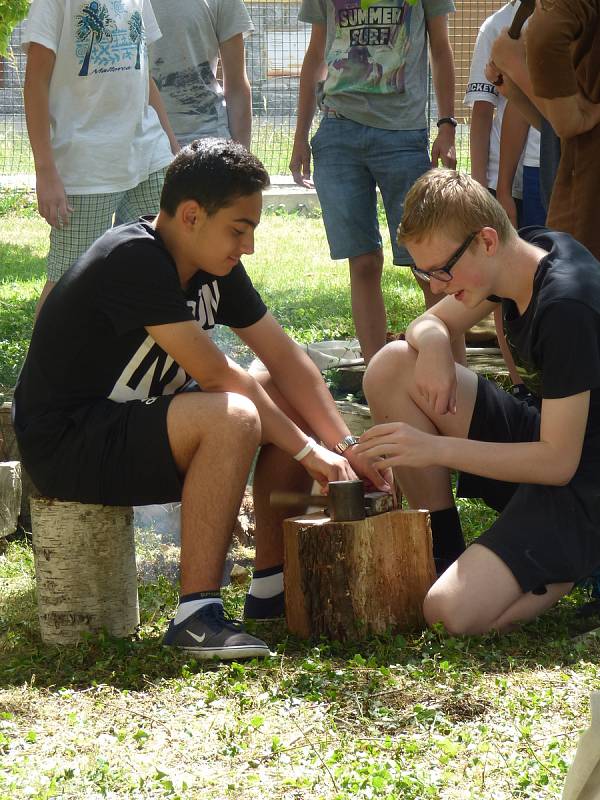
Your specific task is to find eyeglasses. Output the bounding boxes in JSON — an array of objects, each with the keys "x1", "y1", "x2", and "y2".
[{"x1": 411, "y1": 232, "x2": 478, "y2": 283}]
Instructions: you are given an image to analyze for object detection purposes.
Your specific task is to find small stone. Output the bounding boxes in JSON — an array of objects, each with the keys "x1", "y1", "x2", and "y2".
[{"x1": 230, "y1": 563, "x2": 250, "y2": 584}]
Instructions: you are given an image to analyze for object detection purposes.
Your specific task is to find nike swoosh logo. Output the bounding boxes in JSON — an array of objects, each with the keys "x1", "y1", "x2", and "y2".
[{"x1": 186, "y1": 630, "x2": 206, "y2": 644}]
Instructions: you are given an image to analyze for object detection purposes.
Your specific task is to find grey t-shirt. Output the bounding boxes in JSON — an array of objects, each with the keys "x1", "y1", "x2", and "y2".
[
  {"x1": 150, "y1": 0, "x2": 253, "y2": 143},
  {"x1": 299, "y1": 0, "x2": 454, "y2": 130}
]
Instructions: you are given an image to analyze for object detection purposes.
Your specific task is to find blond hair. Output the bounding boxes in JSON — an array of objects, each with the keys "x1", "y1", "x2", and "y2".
[{"x1": 398, "y1": 169, "x2": 514, "y2": 247}]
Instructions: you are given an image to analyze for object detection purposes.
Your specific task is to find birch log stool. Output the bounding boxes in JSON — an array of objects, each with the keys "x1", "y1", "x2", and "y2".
[
  {"x1": 0, "y1": 401, "x2": 36, "y2": 530},
  {"x1": 30, "y1": 497, "x2": 139, "y2": 644},
  {"x1": 284, "y1": 510, "x2": 435, "y2": 641}
]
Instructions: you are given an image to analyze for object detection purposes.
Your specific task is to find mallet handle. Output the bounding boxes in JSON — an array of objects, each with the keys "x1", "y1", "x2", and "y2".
[
  {"x1": 508, "y1": 0, "x2": 536, "y2": 40},
  {"x1": 270, "y1": 491, "x2": 328, "y2": 508}
]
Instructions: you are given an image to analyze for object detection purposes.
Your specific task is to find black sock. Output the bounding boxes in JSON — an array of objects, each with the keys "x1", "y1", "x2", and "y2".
[
  {"x1": 179, "y1": 590, "x2": 220, "y2": 604},
  {"x1": 429, "y1": 507, "x2": 466, "y2": 570},
  {"x1": 252, "y1": 564, "x2": 283, "y2": 579}
]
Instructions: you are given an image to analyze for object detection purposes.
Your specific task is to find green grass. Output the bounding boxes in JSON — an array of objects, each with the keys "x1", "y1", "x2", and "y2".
[
  {"x1": 1, "y1": 202, "x2": 600, "y2": 799},
  {"x1": 1, "y1": 531, "x2": 599, "y2": 800}
]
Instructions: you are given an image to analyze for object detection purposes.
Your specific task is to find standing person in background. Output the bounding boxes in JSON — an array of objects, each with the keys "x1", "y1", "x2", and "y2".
[
  {"x1": 495, "y1": 102, "x2": 544, "y2": 230},
  {"x1": 465, "y1": 3, "x2": 525, "y2": 221},
  {"x1": 488, "y1": 0, "x2": 600, "y2": 259},
  {"x1": 289, "y1": 0, "x2": 460, "y2": 366},
  {"x1": 465, "y1": 2, "x2": 542, "y2": 404},
  {"x1": 23, "y1": 0, "x2": 178, "y2": 312},
  {"x1": 150, "y1": 0, "x2": 253, "y2": 150}
]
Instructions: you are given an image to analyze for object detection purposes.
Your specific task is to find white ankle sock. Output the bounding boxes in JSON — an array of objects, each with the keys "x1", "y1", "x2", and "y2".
[
  {"x1": 173, "y1": 597, "x2": 222, "y2": 625},
  {"x1": 249, "y1": 570, "x2": 284, "y2": 599}
]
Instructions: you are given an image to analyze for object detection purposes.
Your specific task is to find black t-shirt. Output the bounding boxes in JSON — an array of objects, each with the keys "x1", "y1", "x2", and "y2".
[
  {"x1": 501, "y1": 227, "x2": 600, "y2": 471},
  {"x1": 14, "y1": 219, "x2": 267, "y2": 428}
]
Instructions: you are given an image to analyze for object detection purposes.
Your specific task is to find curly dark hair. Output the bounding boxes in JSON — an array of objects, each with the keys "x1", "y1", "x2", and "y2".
[{"x1": 160, "y1": 138, "x2": 270, "y2": 216}]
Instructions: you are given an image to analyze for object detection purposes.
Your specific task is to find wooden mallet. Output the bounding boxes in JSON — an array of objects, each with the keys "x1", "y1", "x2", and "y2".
[{"x1": 492, "y1": 0, "x2": 536, "y2": 87}]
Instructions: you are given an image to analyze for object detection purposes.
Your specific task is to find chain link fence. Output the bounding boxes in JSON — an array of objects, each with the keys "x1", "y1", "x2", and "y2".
[{"x1": 0, "y1": 0, "x2": 503, "y2": 184}]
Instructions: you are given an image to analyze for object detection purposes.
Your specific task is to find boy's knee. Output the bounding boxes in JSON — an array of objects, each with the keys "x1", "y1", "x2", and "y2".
[
  {"x1": 349, "y1": 250, "x2": 384, "y2": 279},
  {"x1": 364, "y1": 339, "x2": 415, "y2": 397},
  {"x1": 226, "y1": 393, "x2": 262, "y2": 441},
  {"x1": 423, "y1": 585, "x2": 485, "y2": 637}
]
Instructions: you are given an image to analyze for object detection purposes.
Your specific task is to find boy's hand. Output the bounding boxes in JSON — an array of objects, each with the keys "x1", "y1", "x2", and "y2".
[
  {"x1": 36, "y1": 166, "x2": 73, "y2": 228},
  {"x1": 354, "y1": 422, "x2": 440, "y2": 471},
  {"x1": 414, "y1": 347, "x2": 457, "y2": 415},
  {"x1": 484, "y1": 59, "x2": 504, "y2": 88},
  {"x1": 289, "y1": 140, "x2": 314, "y2": 187},
  {"x1": 300, "y1": 442, "x2": 358, "y2": 491},
  {"x1": 490, "y1": 26, "x2": 527, "y2": 76},
  {"x1": 344, "y1": 447, "x2": 392, "y2": 493},
  {"x1": 431, "y1": 125, "x2": 456, "y2": 169}
]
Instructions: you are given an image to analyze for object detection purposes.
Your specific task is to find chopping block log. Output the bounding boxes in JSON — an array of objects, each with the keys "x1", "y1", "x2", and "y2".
[{"x1": 284, "y1": 509, "x2": 435, "y2": 641}]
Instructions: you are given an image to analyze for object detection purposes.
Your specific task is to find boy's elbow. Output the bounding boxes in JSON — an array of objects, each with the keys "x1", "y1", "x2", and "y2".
[{"x1": 551, "y1": 462, "x2": 578, "y2": 487}]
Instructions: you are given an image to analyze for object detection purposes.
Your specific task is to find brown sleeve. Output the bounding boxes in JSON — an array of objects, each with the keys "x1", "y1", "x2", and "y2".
[{"x1": 526, "y1": 0, "x2": 588, "y2": 98}]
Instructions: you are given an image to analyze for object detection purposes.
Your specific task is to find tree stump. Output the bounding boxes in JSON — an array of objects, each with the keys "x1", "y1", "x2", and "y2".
[
  {"x1": 0, "y1": 402, "x2": 37, "y2": 530},
  {"x1": 30, "y1": 498, "x2": 139, "y2": 644},
  {"x1": 284, "y1": 510, "x2": 435, "y2": 641}
]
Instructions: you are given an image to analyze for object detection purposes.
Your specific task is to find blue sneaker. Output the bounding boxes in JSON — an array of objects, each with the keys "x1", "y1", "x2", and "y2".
[
  {"x1": 163, "y1": 603, "x2": 270, "y2": 660},
  {"x1": 243, "y1": 591, "x2": 285, "y2": 620}
]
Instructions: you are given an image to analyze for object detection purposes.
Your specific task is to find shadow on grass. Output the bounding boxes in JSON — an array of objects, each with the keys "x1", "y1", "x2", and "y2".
[{"x1": 1, "y1": 563, "x2": 599, "y2": 698}]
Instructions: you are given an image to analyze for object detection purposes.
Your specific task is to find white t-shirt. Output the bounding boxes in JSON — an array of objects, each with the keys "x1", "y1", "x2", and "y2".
[
  {"x1": 150, "y1": 0, "x2": 253, "y2": 144},
  {"x1": 464, "y1": 3, "x2": 540, "y2": 195},
  {"x1": 23, "y1": 0, "x2": 173, "y2": 194}
]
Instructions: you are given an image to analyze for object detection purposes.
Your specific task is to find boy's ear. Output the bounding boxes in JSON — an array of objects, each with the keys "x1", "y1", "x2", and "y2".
[
  {"x1": 179, "y1": 199, "x2": 207, "y2": 229},
  {"x1": 479, "y1": 226, "x2": 499, "y2": 256}
]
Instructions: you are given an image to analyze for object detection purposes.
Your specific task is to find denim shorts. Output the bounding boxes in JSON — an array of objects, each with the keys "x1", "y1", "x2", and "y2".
[{"x1": 310, "y1": 116, "x2": 431, "y2": 265}]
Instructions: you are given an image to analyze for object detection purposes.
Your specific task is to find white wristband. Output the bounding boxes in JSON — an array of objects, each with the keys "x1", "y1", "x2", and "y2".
[{"x1": 293, "y1": 437, "x2": 316, "y2": 462}]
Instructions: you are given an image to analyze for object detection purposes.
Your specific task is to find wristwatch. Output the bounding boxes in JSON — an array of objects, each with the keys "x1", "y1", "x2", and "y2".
[
  {"x1": 436, "y1": 116, "x2": 458, "y2": 128},
  {"x1": 333, "y1": 435, "x2": 359, "y2": 455}
]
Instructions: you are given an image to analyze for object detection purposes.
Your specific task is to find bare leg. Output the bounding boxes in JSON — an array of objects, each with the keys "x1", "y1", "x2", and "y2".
[
  {"x1": 35, "y1": 280, "x2": 56, "y2": 319},
  {"x1": 251, "y1": 370, "x2": 313, "y2": 570},
  {"x1": 363, "y1": 340, "x2": 478, "y2": 510},
  {"x1": 415, "y1": 275, "x2": 467, "y2": 366},
  {"x1": 166, "y1": 391, "x2": 261, "y2": 594},
  {"x1": 364, "y1": 343, "x2": 570, "y2": 634},
  {"x1": 424, "y1": 543, "x2": 574, "y2": 634},
  {"x1": 348, "y1": 249, "x2": 387, "y2": 365},
  {"x1": 494, "y1": 306, "x2": 522, "y2": 386}
]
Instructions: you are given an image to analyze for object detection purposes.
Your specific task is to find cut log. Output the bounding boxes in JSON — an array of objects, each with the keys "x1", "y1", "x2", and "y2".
[
  {"x1": 284, "y1": 509, "x2": 435, "y2": 641},
  {"x1": 0, "y1": 461, "x2": 21, "y2": 538},
  {"x1": 30, "y1": 498, "x2": 139, "y2": 644},
  {"x1": 0, "y1": 402, "x2": 37, "y2": 530}
]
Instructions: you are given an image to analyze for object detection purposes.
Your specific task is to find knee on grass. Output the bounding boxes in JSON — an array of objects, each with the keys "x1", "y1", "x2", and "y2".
[{"x1": 423, "y1": 586, "x2": 493, "y2": 637}]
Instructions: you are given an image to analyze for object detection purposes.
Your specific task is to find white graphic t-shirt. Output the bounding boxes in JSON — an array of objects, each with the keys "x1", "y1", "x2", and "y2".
[
  {"x1": 464, "y1": 3, "x2": 540, "y2": 195},
  {"x1": 299, "y1": 0, "x2": 455, "y2": 130},
  {"x1": 23, "y1": 0, "x2": 173, "y2": 193},
  {"x1": 150, "y1": 0, "x2": 253, "y2": 145}
]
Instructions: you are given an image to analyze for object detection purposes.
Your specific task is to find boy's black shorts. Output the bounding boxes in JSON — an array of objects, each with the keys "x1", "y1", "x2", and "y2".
[
  {"x1": 19, "y1": 396, "x2": 183, "y2": 507},
  {"x1": 457, "y1": 376, "x2": 600, "y2": 593}
]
